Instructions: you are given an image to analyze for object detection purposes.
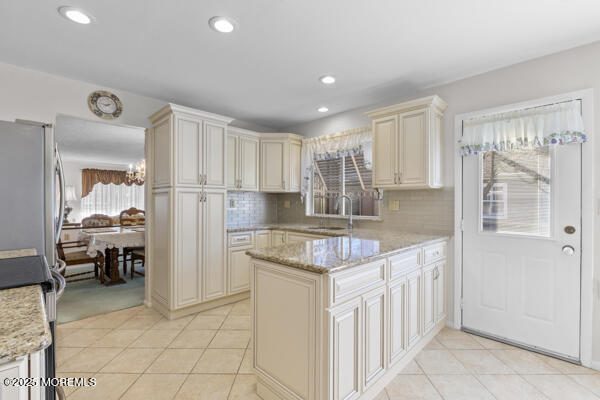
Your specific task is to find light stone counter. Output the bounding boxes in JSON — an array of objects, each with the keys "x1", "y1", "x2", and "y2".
[
  {"x1": 0, "y1": 285, "x2": 52, "y2": 363},
  {"x1": 246, "y1": 229, "x2": 447, "y2": 273},
  {"x1": 0, "y1": 248, "x2": 52, "y2": 363},
  {"x1": 227, "y1": 223, "x2": 346, "y2": 237}
]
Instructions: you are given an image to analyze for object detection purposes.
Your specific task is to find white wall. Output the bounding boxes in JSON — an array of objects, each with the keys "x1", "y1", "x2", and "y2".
[
  {"x1": 0, "y1": 62, "x2": 276, "y2": 132},
  {"x1": 286, "y1": 41, "x2": 600, "y2": 364}
]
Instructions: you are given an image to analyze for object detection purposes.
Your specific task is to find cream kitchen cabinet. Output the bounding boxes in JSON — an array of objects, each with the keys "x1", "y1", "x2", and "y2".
[
  {"x1": 271, "y1": 230, "x2": 286, "y2": 246},
  {"x1": 366, "y1": 95, "x2": 447, "y2": 190},
  {"x1": 422, "y1": 263, "x2": 436, "y2": 334},
  {"x1": 149, "y1": 103, "x2": 236, "y2": 319},
  {"x1": 434, "y1": 261, "x2": 445, "y2": 322},
  {"x1": 227, "y1": 128, "x2": 259, "y2": 191},
  {"x1": 255, "y1": 230, "x2": 272, "y2": 249},
  {"x1": 251, "y1": 239, "x2": 447, "y2": 400},
  {"x1": 260, "y1": 133, "x2": 302, "y2": 192},
  {"x1": 150, "y1": 104, "x2": 231, "y2": 189}
]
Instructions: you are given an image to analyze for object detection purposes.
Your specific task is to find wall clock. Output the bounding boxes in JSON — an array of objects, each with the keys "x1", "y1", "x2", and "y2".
[{"x1": 88, "y1": 90, "x2": 123, "y2": 119}]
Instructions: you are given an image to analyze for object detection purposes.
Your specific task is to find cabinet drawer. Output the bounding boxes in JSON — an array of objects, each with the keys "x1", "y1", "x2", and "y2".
[
  {"x1": 423, "y1": 242, "x2": 446, "y2": 265},
  {"x1": 330, "y1": 259, "x2": 386, "y2": 306},
  {"x1": 388, "y1": 248, "x2": 421, "y2": 281},
  {"x1": 228, "y1": 232, "x2": 254, "y2": 247}
]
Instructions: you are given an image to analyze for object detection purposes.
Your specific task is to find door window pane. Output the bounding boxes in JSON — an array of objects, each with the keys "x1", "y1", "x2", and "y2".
[{"x1": 480, "y1": 147, "x2": 551, "y2": 236}]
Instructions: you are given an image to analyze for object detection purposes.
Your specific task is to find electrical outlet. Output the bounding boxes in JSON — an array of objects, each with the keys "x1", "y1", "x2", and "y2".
[
  {"x1": 389, "y1": 200, "x2": 400, "y2": 211},
  {"x1": 284, "y1": 200, "x2": 291, "y2": 209},
  {"x1": 229, "y1": 199, "x2": 235, "y2": 208}
]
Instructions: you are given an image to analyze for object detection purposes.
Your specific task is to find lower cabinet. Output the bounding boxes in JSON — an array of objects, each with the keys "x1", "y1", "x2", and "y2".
[
  {"x1": 406, "y1": 267, "x2": 422, "y2": 349},
  {"x1": 0, "y1": 357, "x2": 27, "y2": 400},
  {"x1": 434, "y1": 261, "x2": 446, "y2": 322},
  {"x1": 202, "y1": 190, "x2": 227, "y2": 301},
  {"x1": 271, "y1": 230, "x2": 286, "y2": 246},
  {"x1": 362, "y1": 286, "x2": 386, "y2": 391},
  {"x1": 229, "y1": 245, "x2": 252, "y2": 294},
  {"x1": 422, "y1": 264, "x2": 436, "y2": 334},
  {"x1": 330, "y1": 297, "x2": 362, "y2": 400},
  {"x1": 255, "y1": 230, "x2": 271, "y2": 249},
  {"x1": 388, "y1": 277, "x2": 407, "y2": 366}
]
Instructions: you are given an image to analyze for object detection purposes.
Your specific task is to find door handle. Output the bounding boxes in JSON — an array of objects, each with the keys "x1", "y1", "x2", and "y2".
[{"x1": 562, "y1": 245, "x2": 575, "y2": 256}]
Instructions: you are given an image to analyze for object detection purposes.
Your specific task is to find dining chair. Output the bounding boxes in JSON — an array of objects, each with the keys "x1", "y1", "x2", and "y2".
[
  {"x1": 130, "y1": 248, "x2": 145, "y2": 279},
  {"x1": 56, "y1": 239, "x2": 105, "y2": 282},
  {"x1": 120, "y1": 208, "x2": 145, "y2": 275},
  {"x1": 81, "y1": 214, "x2": 113, "y2": 227}
]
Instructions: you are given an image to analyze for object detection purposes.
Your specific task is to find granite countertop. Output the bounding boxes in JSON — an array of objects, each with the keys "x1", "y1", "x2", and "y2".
[
  {"x1": 0, "y1": 248, "x2": 38, "y2": 259},
  {"x1": 0, "y1": 285, "x2": 52, "y2": 363},
  {"x1": 246, "y1": 229, "x2": 447, "y2": 274},
  {"x1": 227, "y1": 224, "x2": 348, "y2": 237}
]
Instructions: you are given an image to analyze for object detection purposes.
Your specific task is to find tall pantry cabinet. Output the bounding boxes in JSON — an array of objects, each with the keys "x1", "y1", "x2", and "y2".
[{"x1": 148, "y1": 104, "x2": 237, "y2": 318}]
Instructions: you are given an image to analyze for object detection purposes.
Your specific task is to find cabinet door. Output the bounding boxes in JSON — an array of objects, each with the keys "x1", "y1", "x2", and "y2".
[
  {"x1": 175, "y1": 189, "x2": 201, "y2": 308},
  {"x1": 202, "y1": 190, "x2": 226, "y2": 300},
  {"x1": 435, "y1": 261, "x2": 445, "y2": 322},
  {"x1": 255, "y1": 231, "x2": 271, "y2": 249},
  {"x1": 240, "y1": 136, "x2": 259, "y2": 191},
  {"x1": 289, "y1": 142, "x2": 302, "y2": 192},
  {"x1": 372, "y1": 116, "x2": 397, "y2": 187},
  {"x1": 363, "y1": 286, "x2": 386, "y2": 391},
  {"x1": 330, "y1": 298, "x2": 361, "y2": 400},
  {"x1": 388, "y1": 277, "x2": 407, "y2": 366},
  {"x1": 229, "y1": 246, "x2": 251, "y2": 294},
  {"x1": 0, "y1": 357, "x2": 28, "y2": 400},
  {"x1": 261, "y1": 141, "x2": 285, "y2": 191},
  {"x1": 152, "y1": 117, "x2": 172, "y2": 187},
  {"x1": 226, "y1": 134, "x2": 238, "y2": 190},
  {"x1": 203, "y1": 122, "x2": 226, "y2": 188},
  {"x1": 422, "y1": 264, "x2": 436, "y2": 334},
  {"x1": 406, "y1": 268, "x2": 422, "y2": 349},
  {"x1": 176, "y1": 116, "x2": 202, "y2": 186},
  {"x1": 271, "y1": 230, "x2": 286, "y2": 246},
  {"x1": 399, "y1": 109, "x2": 428, "y2": 186}
]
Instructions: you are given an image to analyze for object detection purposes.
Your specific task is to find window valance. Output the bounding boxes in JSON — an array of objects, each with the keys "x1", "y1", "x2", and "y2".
[
  {"x1": 460, "y1": 100, "x2": 586, "y2": 156},
  {"x1": 81, "y1": 168, "x2": 143, "y2": 198},
  {"x1": 301, "y1": 127, "x2": 372, "y2": 197}
]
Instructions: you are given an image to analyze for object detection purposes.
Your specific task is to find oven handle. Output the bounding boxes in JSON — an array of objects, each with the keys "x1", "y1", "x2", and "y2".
[{"x1": 50, "y1": 269, "x2": 66, "y2": 301}]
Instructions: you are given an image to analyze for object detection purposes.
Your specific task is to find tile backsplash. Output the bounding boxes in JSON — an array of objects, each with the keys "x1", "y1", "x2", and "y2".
[
  {"x1": 275, "y1": 189, "x2": 453, "y2": 235},
  {"x1": 227, "y1": 189, "x2": 453, "y2": 235},
  {"x1": 227, "y1": 191, "x2": 278, "y2": 228}
]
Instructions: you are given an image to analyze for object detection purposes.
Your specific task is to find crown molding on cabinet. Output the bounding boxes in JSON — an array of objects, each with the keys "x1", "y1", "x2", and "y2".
[
  {"x1": 365, "y1": 95, "x2": 448, "y2": 120},
  {"x1": 149, "y1": 103, "x2": 234, "y2": 125}
]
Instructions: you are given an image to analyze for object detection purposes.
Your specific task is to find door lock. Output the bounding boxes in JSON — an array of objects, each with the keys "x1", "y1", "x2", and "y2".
[
  {"x1": 562, "y1": 245, "x2": 575, "y2": 256},
  {"x1": 564, "y1": 226, "x2": 576, "y2": 234}
]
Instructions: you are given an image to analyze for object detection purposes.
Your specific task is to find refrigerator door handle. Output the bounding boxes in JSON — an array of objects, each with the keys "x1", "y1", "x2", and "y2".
[{"x1": 55, "y1": 144, "x2": 65, "y2": 243}]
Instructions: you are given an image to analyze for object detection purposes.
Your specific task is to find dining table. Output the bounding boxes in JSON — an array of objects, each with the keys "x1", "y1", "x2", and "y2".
[{"x1": 80, "y1": 226, "x2": 145, "y2": 286}]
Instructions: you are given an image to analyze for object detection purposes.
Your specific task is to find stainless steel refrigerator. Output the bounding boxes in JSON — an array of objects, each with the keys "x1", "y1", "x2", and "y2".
[{"x1": 0, "y1": 119, "x2": 64, "y2": 399}]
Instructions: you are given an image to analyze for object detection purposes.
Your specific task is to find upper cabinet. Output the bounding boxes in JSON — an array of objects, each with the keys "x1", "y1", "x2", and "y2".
[
  {"x1": 149, "y1": 104, "x2": 232, "y2": 189},
  {"x1": 260, "y1": 133, "x2": 302, "y2": 192},
  {"x1": 227, "y1": 128, "x2": 260, "y2": 191},
  {"x1": 366, "y1": 95, "x2": 447, "y2": 190}
]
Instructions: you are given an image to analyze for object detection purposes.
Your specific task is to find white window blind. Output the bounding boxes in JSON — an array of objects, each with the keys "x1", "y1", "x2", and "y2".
[
  {"x1": 312, "y1": 152, "x2": 379, "y2": 217},
  {"x1": 81, "y1": 183, "x2": 144, "y2": 219}
]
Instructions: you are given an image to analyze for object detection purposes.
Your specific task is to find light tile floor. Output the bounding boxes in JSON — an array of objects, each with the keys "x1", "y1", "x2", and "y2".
[{"x1": 56, "y1": 299, "x2": 600, "y2": 399}]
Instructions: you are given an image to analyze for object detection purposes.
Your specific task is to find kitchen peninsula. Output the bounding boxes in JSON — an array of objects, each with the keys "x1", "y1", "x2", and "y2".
[{"x1": 247, "y1": 229, "x2": 448, "y2": 400}]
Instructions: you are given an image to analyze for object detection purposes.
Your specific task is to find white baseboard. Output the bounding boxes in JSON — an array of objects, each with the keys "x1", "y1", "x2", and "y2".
[{"x1": 589, "y1": 360, "x2": 600, "y2": 371}]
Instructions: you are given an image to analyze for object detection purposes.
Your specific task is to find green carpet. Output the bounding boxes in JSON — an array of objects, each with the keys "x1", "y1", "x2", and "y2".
[{"x1": 57, "y1": 263, "x2": 145, "y2": 324}]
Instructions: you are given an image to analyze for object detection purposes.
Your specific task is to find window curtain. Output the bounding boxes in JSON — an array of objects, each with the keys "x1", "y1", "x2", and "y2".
[
  {"x1": 460, "y1": 100, "x2": 586, "y2": 156},
  {"x1": 81, "y1": 182, "x2": 144, "y2": 219},
  {"x1": 81, "y1": 168, "x2": 143, "y2": 198},
  {"x1": 301, "y1": 127, "x2": 372, "y2": 198}
]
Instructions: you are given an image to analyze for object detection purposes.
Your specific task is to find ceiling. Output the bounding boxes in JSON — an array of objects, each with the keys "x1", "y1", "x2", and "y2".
[
  {"x1": 55, "y1": 115, "x2": 145, "y2": 166},
  {"x1": 2, "y1": 1, "x2": 600, "y2": 129}
]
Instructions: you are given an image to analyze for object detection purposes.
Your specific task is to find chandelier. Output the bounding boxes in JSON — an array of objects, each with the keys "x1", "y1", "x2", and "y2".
[{"x1": 127, "y1": 159, "x2": 145, "y2": 184}]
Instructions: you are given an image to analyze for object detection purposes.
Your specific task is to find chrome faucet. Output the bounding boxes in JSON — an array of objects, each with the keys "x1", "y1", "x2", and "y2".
[{"x1": 336, "y1": 195, "x2": 353, "y2": 230}]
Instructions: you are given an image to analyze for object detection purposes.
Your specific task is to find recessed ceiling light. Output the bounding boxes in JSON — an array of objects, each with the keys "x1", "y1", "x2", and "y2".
[
  {"x1": 58, "y1": 6, "x2": 93, "y2": 24},
  {"x1": 318, "y1": 107, "x2": 329, "y2": 113},
  {"x1": 319, "y1": 75, "x2": 336, "y2": 85},
  {"x1": 209, "y1": 16, "x2": 236, "y2": 33}
]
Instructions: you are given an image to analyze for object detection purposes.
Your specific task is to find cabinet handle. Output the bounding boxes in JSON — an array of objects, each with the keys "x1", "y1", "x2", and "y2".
[
  {"x1": 394, "y1": 173, "x2": 398, "y2": 184},
  {"x1": 282, "y1": 180, "x2": 286, "y2": 190},
  {"x1": 398, "y1": 172, "x2": 403, "y2": 183}
]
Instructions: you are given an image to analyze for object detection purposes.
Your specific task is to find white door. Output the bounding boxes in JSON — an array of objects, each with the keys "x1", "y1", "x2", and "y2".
[
  {"x1": 330, "y1": 298, "x2": 361, "y2": 400},
  {"x1": 398, "y1": 109, "x2": 427, "y2": 186},
  {"x1": 372, "y1": 116, "x2": 397, "y2": 187},
  {"x1": 289, "y1": 142, "x2": 302, "y2": 192},
  {"x1": 229, "y1": 246, "x2": 251, "y2": 294},
  {"x1": 362, "y1": 286, "x2": 385, "y2": 390},
  {"x1": 388, "y1": 277, "x2": 407, "y2": 365},
  {"x1": 463, "y1": 144, "x2": 581, "y2": 359}
]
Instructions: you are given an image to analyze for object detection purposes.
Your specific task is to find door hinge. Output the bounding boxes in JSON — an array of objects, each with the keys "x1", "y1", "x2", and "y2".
[
  {"x1": 460, "y1": 219, "x2": 464, "y2": 231},
  {"x1": 460, "y1": 298, "x2": 464, "y2": 310}
]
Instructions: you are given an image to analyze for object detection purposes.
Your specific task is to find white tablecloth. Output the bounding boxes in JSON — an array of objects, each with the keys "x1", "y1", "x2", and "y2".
[{"x1": 81, "y1": 228, "x2": 145, "y2": 257}]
